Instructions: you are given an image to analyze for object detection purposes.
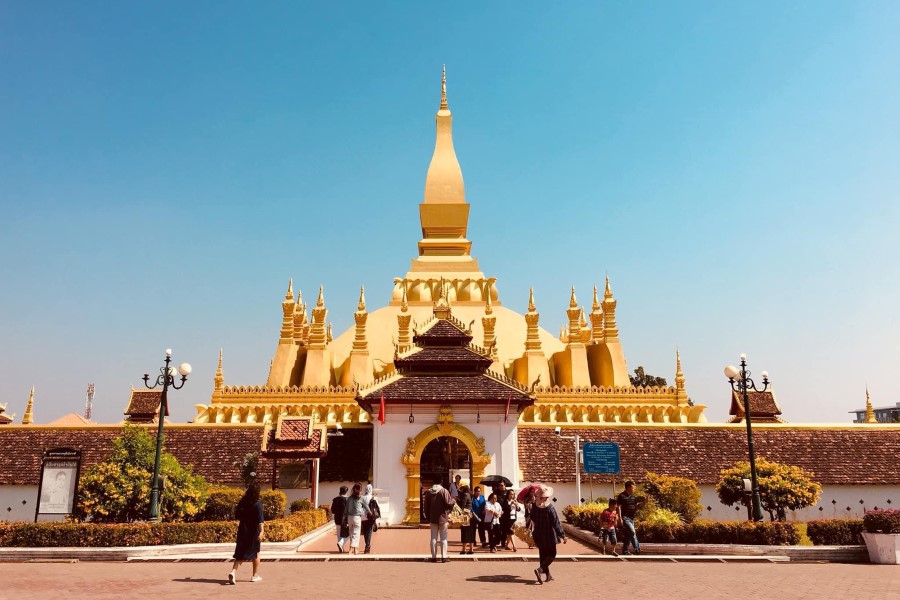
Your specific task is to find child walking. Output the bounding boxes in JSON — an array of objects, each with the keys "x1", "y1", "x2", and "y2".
[{"x1": 598, "y1": 498, "x2": 619, "y2": 556}]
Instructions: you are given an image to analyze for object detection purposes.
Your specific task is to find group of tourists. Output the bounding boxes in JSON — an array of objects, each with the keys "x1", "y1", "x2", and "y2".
[
  {"x1": 331, "y1": 482, "x2": 382, "y2": 555},
  {"x1": 423, "y1": 475, "x2": 567, "y2": 585}
]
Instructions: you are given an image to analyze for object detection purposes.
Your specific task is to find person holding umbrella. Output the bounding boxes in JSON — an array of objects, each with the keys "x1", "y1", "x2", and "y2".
[{"x1": 530, "y1": 484, "x2": 566, "y2": 584}]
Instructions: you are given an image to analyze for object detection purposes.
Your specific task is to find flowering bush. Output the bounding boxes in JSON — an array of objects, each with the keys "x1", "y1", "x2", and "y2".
[
  {"x1": 643, "y1": 472, "x2": 703, "y2": 523},
  {"x1": 73, "y1": 425, "x2": 208, "y2": 523},
  {"x1": 863, "y1": 509, "x2": 900, "y2": 534}
]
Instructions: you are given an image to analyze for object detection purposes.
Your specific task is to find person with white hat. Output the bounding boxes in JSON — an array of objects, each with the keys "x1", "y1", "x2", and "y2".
[{"x1": 529, "y1": 484, "x2": 566, "y2": 584}]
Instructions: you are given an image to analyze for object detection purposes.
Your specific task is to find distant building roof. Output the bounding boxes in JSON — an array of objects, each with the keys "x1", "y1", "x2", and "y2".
[
  {"x1": 261, "y1": 416, "x2": 328, "y2": 460},
  {"x1": 518, "y1": 425, "x2": 900, "y2": 485},
  {"x1": 124, "y1": 390, "x2": 166, "y2": 422},
  {"x1": 728, "y1": 390, "x2": 784, "y2": 423},
  {"x1": 46, "y1": 413, "x2": 97, "y2": 426}
]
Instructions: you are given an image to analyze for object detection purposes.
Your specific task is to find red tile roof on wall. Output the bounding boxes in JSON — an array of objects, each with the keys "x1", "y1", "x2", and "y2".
[
  {"x1": 518, "y1": 426, "x2": 900, "y2": 485},
  {"x1": 0, "y1": 425, "x2": 270, "y2": 486}
]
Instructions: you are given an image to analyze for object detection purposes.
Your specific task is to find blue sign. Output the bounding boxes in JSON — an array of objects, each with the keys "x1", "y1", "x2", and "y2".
[{"x1": 582, "y1": 442, "x2": 621, "y2": 474}]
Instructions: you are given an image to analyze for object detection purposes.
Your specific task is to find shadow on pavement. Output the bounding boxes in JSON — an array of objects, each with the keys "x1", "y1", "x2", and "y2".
[
  {"x1": 172, "y1": 577, "x2": 230, "y2": 585},
  {"x1": 465, "y1": 574, "x2": 537, "y2": 585}
]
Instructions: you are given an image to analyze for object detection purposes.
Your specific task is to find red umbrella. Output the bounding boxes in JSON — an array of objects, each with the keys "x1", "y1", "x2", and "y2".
[{"x1": 517, "y1": 483, "x2": 541, "y2": 503}]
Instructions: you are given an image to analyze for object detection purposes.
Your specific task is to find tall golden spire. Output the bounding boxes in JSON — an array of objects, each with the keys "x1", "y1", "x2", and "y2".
[
  {"x1": 214, "y1": 350, "x2": 224, "y2": 392},
  {"x1": 279, "y1": 278, "x2": 295, "y2": 344},
  {"x1": 589, "y1": 285, "x2": 604, "y2": 343},
  {"x1": 865, "y1": 387, "x2": 876, "y2": 423},
  {"x1": 525, "y1": 288, "x2": 542, "y2": 351},
  {"x1": 675, "y1": 349, "x2": 686, "y2": 404},
  {"x1": 22, "y1": 386, "x2": 34, "y2": 425},
  {"x1": 566, "y1": 286, "x2": 583, "y2": 347},
  {"x1": 353, "y1": 286, "x2": 368, "y2": 352},
  {"x1": 602, "y1": 275, "x2": 619, "y2": 340},
  {"x1": 308, "y1": 285, "x2": 328, "y2": 349},
  {"x1": 440, "y1": 64, "x2": 448, "y2": 110}
]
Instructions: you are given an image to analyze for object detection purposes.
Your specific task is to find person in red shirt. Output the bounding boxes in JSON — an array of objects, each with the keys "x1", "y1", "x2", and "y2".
[{"x1": 598, "y1": 498, "x2": 620, "y2": 556}]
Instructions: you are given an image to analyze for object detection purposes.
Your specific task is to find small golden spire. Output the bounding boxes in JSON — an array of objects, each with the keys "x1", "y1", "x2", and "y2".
[
  {"x1": 865, "y1": 387, "x2": 876, "y2": 423},
  {"x1": 592, "y1": 285, "x2": 601, "y2": 311},
  {"x1": 528, "y1": 287, "x2": 536, "y2": 312},
  {"x1": 485, "y1": 284, "x2": 493, "y2": 315},
  {"x1": 674, "y1": 349, "x2": 687, "y2": 404},
  {"x1": 286, "y1": 278, "x2": 294, "y2": 300},
  {"x1": 604, "y1": 274, "x2": 613, "y2": 299},
  {"x1": 400, "y1": 284, "x2": 409, "y2": 312},
  {"x1": 214, "y1": 350, "x2": 224, "y2": 392},
  {"x1": 569, "y1": 286, "x2": 578, "y2": 308},
  {"x1": 22, "y1": 386, "x2": 34, "y2": 425},
  {"x1": 440, "y1": 64, "x2": 448, "y2": 110},
  {"x1": 358, "y1": 285, "x2": 366, "y2": 311},
  {"x1": 327, "y1": 322, "x2": 333, "y2": 343},
  {"x1": 316, "y1": 285, "x2": 325, "y2": 308},
  {"x1": 579, "y1": 306, "x2": 587, "y2": 328}
]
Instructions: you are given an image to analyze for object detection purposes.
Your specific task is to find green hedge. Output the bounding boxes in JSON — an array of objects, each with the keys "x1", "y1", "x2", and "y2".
[
  {"x1": 806, "y1": 519, "x2": 865, "y2": 545},
  {"x1": 634, "y1": 520, "x2": 800, "y2": 545},
  {"x1": 201, "y1": 488, "x2": 287, "y2": 521},
  {"x1": 864, "y1": 509, "x2": 900, "y2": 534},
  {"x1": 0, "y1": 509, "x2": 328, "y2": 547},
  {"x1": 563, "y1": 505, "x2": 799, "y2": 546}
]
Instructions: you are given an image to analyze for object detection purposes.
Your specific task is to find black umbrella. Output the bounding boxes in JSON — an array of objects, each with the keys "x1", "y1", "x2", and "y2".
[{"x1": 480, "y1": 475, "x2": 513, "y2": 487}]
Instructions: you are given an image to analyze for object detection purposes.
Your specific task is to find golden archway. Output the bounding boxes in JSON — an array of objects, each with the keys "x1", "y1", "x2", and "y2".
[{"x1": 400, "y1": 406, "x2": 491, "y2": 523}]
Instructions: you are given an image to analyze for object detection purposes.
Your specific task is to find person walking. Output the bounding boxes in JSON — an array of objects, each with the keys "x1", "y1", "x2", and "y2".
[
  {"x1": 530, "y1": 484, "x2": 566, "y2": 584},
  {"x1": 345, "y1": 483, "x2": 372, "y2": 555},
  {"x1": 483, "y1": 492, "x2": 503, "y2": 552},
  {"x1": 617, "y1": 480, "x2": 644, "y2": 555},
  {"x1": 423, "y1": 477, "x2": 454, "y2": 563},
  {"x1": 330, "y1": 485, "x2": 349, "y2": 553},
  {"x1": 227, "y1": 483, "x2": 265, "y2": 584},
  {"x1": 361, "y1": 484, "x2": 381, "y2": 554},
  {"x1": 598, "y1": 498, "x2": 620, "y2": 556},
  {"x1": 456, "y1": 485, "x2": 475, "y2": 555},
  {"x1": 471, "y1": 486, "x2": 487, "y2": 548}
]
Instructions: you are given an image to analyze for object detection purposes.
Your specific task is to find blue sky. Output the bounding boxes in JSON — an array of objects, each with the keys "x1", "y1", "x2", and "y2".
[{"x1": 1, "y1": 1, "x2": 898, "y2": 424}]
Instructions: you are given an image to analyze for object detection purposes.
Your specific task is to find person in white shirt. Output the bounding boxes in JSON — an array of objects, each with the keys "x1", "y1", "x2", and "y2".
[
  {"x1": 449, "y1": 474, "x2": 462, "y2": 501},
  {"x1": 483, "y1": 493, "x2": 503, "y2": 552}
]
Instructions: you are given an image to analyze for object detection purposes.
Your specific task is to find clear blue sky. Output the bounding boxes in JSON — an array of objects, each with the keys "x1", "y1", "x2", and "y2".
[{"x1": 1, "y1": 1, "x2": 898, "y2": 424}]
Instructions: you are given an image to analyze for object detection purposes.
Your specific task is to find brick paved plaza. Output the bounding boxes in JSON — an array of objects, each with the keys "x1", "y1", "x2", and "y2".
[{"x1": 4, "y1": 560, "x2": 897, "y2": 600}]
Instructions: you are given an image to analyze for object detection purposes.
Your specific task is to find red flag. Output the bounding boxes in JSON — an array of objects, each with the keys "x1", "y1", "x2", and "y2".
[
  {"x1": 378, "y1": 393, "x2": 386, "y2": 424},
  {"x1": 504, "y1": 393, "x2": 511, "y2": 423}
]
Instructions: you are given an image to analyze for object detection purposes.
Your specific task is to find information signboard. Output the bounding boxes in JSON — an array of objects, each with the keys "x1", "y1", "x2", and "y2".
[{"x1": 582, "y1": 442, "x2": 621, "y2": 474}]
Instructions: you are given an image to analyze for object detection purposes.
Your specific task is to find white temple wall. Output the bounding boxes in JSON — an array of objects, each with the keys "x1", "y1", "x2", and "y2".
[
  {"x1": 0, "y1": 485, "x2": 38, "y2": 522},
  {"x1": 373, "y1": 405, "x2": 519, "y2": 524}
]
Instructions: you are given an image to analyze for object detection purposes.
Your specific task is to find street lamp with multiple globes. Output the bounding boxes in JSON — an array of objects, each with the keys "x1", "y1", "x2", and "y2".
[
  {"x1": 724, "y1": 353, "x2": 769, "y2": 522},
  {"x1": 142, "y1": 349, "x2": 191, "y2": 522}
]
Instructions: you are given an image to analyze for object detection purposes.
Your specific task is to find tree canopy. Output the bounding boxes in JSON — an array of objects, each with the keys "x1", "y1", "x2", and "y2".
[
  {"x1": 716, "y1": 457, "x2": 821, "y2": 521},
  {"x1": 629, "y1": 366, "x2": 667, "y2": 387},
  {"x1": 74, "y1": 424, "x2": 208, "y2": 523}
]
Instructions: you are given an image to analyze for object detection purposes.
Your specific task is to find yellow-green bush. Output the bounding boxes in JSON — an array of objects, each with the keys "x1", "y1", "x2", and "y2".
[{"x1": 201, "y1": 487, "x2": 287, "y2": 521}]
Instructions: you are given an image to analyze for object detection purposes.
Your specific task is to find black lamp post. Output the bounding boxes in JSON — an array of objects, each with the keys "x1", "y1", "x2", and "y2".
[
  {"x1": 724, "y1": 354, "x2": 769, "y2": 522},
  {"x1": 142, "y1": 349, "x2": 191, "y2": 522}
]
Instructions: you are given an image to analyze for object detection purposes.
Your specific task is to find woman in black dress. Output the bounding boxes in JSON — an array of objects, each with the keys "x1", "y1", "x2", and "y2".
[{"x1": 228, "y1": 483, "x2": 265, "y2": 585}]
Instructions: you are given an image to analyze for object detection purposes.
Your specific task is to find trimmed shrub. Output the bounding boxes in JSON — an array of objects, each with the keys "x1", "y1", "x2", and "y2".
[
  {"x1": 290, "y1": 499, "x2": 313, "y2": 513},
  {"x1": 643, "y1": 472, "x2": 703, "y2": 523},
  {"x1": 642, "y1": 507, "x2": 683, "y2": 527},
  {"x1": 318, "y1": 504, "x2": 333, "y2": 520},
  {"x1": 201, "y1": 488, "x2": 287, "y2": 521},
  {"x1": 806, "y1": 519, "x2": 865, "y2": 545},
  {"x1": 0, "y1": 509, "x2": 328, "y2": 547},
  {"x1": 636, "y1": 520, "x2": 800, "y2": 546},
  {"x1": 864, "y1": 509, "x2": 900, "y2": 534}
]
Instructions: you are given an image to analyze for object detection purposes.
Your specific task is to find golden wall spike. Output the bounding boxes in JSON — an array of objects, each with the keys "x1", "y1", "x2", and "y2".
[
  {"x1": 22, "y1": 386, "x2": 34, "y2": 425},
  {"x1": 214, "y1": 349, "x2": 224, "y2": 392}
]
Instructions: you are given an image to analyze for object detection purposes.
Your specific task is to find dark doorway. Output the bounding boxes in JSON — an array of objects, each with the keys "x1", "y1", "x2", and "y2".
[{"x1": 419, "y1": 436, "x2": 471, "y2": 523}]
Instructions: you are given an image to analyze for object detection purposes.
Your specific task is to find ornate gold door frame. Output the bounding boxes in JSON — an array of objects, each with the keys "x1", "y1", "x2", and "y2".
[{"x1": 400, "y1": 406, "x2": 491, "y2": 524}]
